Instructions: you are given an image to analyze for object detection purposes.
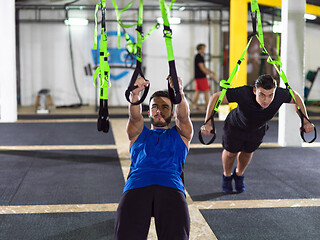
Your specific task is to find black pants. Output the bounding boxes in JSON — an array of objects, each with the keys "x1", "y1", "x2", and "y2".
[{"x1": 114, "y1": 185, "x2": 190, "y2": 240}]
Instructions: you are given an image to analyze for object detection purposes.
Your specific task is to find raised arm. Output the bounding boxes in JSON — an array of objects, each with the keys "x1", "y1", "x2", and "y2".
[
  {"x1": 201, "y1": 91, "x2": 229, "y2": 136},
  {"x1": 126, "y1": 77, "x2": 149, "y2": 144},
  {"x1": 168, "y1": 77, "x2": 193, "y2": 148},
  {"x1": 291, "y1": 90, "x2": 314, "y2": 133}
]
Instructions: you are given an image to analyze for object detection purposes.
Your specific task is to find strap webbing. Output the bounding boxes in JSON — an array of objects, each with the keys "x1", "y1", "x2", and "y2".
[
  {"x1": 159, "y1": 0, "x2": 181, "y2": 104},
  {"x1": 124, "y1": 0, "x2": 149, "y2": 105}
]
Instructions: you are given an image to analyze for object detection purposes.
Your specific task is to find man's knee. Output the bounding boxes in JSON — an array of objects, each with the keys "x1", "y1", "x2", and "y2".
[
  {"x1": 224, "y1": 150, "x2": 237, "y2": 159},
  {"x1": 240, "y1": 151, "x2": 253, "y2": 159}
]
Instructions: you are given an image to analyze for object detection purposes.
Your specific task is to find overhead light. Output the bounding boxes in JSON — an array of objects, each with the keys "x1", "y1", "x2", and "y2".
[
  {"x1": 304, "y1": 13, "x2": 317, "y2": 21},
  {"x1": 272, "y1": 21, "x2": 282, "y2": 33},
  {"x1": 157, "y1": 17, "x2": 181, "y2": 25},
  {"x1": 64, "y1": 18, "x2": 89, "y2": 26},
  {"x1": 179, "y1": 6, "x2": 185, "y2": 11}
]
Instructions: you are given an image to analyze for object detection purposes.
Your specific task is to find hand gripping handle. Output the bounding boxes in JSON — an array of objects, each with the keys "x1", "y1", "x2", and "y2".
[
  {"x1": 198, "y1": 113, "x2": 217, "y2": 145},
  {"x1": 298, "y1": 109, "x2": 317, "y2": 143},
  {"x1": 125, "y1": 61, "x2": 150, "y2": 105}
]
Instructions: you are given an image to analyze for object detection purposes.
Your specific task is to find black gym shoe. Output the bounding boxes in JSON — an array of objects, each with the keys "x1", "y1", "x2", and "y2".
[
  {"x1": 232, "y1": 168, "x2": 245, "y2": 193},
  {"x1": 222, "y1": 175, "x2": 233, "y2": 193}
]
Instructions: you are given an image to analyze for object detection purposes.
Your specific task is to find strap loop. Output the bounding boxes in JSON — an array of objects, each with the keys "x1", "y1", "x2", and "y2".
[
  {"x1": 298, "y1": 109, "x2": 317, "y2": 143},
  {"x1": 125, "y1": 61, "x2": 150, "y2": 105},
  {"x1": 198, "y1": 113, "x2": 217, "y2": 145}
]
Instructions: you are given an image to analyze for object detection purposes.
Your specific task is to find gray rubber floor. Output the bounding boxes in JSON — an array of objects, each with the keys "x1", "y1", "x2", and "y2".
[
  {"x1": 0, "y1": 122, "x2": 115, "y2": 145},
  {"x1": 0, "y1": 119, "x2": 319, "y2": 239}
]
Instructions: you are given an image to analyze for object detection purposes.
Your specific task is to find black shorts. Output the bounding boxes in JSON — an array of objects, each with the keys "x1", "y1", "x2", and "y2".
[
  {"x1": 222, "y1": 119, "x2": 267, "y2": 153},
  {"x1": 114, "y1": 185, "x2": 190, "y2": 240}
]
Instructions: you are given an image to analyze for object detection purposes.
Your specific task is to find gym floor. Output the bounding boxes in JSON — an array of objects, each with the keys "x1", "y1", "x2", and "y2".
[{"x1": 0, "y1": 105, "x2": 319, "y2": 240}]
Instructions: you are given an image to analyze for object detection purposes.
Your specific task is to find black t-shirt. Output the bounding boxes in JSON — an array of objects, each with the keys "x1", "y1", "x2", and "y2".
[
  {"x1": 226, "y1": 86, "x2": 292, "y2": 131},
  {"x1": 194, "y1": 53, "x2": 206, "y2": 78}
]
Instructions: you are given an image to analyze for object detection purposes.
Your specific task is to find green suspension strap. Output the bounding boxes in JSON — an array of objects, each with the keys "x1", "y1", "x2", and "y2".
[
  {"x1": 112, "y1": 0, "x2": 160, "y2": 92},
  {"x1": 265, "y1": 50, "x2": 317, "y2": 143},
  {"x1": 123, "y1": 23, "x2": 159, "y2": 67},
  {"x1": 111, "y1": 0, "x2": 136, "y2": 50},
  {"x1": 249, "y1": 0, "x2": 264, "y2": 47},
  {"x1": 198, "y1": 37, "x2": 253, "y2": 145},
  {"x1": 159, "y1": 0, "x2": 181, "y2": 104},
  {"x1": 112, "y1": 0, "x2": 160, "y2": 52},
  {"x1": 199, "y1": 0, "x2": 259, "y2": 144},
  {"x1": 251, "y1": 1, "x2": 316, "y2": 143},
  {"x1": 113, "y1": 0, "x2": 150, "y2": 105},
  {"x1": 121, "y1": 23, "x2": 159, "y2": 68},
  {"x1": 93, "y1": 0, "x2": 111, "y2": 133},
  {"x1": 199, "y1": 0, "x2": 316, "y2": 144},
  {"x1": 123, "y1": 0, "x2": 150, "y2": 105}
]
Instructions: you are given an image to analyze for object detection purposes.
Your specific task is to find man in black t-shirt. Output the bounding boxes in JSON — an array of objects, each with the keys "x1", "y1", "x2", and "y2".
[
  {"x1": 193, "y1": 44, "x2": 216, "y2": 111},
  {"x1": 201, "y1": 74, "x2": 314, "y2": 193}
]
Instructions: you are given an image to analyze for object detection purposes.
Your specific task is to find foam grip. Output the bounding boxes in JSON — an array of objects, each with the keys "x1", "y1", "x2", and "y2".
[
  {"x1": 97, "y1": 116, "x2": 109, "y2": 133},
  {"x1": 97, "y1": 99, "x2": 110, "y2": 133},
  {"x1": 168, "y1": 60, "x2": 181, "y2": 104}
]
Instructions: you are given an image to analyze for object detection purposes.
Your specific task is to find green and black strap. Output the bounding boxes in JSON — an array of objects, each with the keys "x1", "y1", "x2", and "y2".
[
  {"x1": 199, "y1": 0, "x2": 316, "y2": 144},
  {"x1": 159, "y1": 0, "x2": 181, "y2": 104},
  {"x1": 198, "y1": 37, "x2": 253, "y2": 145},
  {"x1": 93, "y1": 0, "x2": 111, "y2": 133},
  {"x1": 251, "y1": 0, "x2": 316, "y2": 143},
  {"x1": 123, "y1": 0, "x2": 150, "y2": 105}
]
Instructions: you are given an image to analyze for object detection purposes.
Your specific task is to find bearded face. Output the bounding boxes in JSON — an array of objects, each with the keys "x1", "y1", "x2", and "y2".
[{"x1": 149, "y1": 97, "x2": 173, "y2": 128}]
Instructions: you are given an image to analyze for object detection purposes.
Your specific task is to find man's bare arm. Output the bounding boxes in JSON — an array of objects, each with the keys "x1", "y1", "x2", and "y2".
[
  {"x1": 201, "y1": 91, "x2": 229, "y2": 136},
  {"x1": 291, "y1": 90, "x2": 314, "y2": 133},
  {"x1": 126, "y1": 77, "x2": 149, "y2": 143},
  {"x1": 168, "y1": 77, "x2": 193, "y2": 148}
]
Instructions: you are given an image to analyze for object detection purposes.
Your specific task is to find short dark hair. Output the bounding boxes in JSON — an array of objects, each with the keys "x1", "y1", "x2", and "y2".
[
  {"x1": 255, "y1": 74, "x2": 277, "y2": 90},
  {"x1": 196, "y1": 43, "x2": 206, "y2": 51},
  {"x1": 149, "y1": 90, "x2": 173, "y2": 110}
]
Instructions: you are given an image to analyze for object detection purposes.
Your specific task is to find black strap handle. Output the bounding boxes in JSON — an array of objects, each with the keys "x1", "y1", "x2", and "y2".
[
  {"x1": 198, "y1": 112, "x2": 217, "y2": 145},
  {"x1": 168, "y1": 60, "x2": 181, "y2": 104},
  {"x1": 97, "y1": 99, "x2": 110, "y2": 133},
  {"x1": 298, "y1": 109, "x2": 317, "y2": 143},
  {"x1": 125, "y1": 60, "x2": 150, "y2": 105}
]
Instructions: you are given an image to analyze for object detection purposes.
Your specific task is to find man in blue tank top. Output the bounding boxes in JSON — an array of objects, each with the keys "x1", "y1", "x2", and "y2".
[
  {"x1": 201, "y1": 74, "x2": 314, "y2": 194},
  {"x1": 114, "y1": 76, "x2": 193, "y2": 240}
]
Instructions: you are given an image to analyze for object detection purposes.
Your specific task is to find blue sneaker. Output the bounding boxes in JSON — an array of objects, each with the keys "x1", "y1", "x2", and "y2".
[
  {"x1": 232, "y1": 168, "x2": 245, "y2": 193},
  {"x1": 222, "y1": 175, "x2": 233, "y2": 193}
]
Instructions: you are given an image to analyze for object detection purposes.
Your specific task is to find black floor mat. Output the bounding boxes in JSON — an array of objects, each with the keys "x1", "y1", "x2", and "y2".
[
  {"x1": 185, "y1": 147, "x2": 320, "y2": 201},
  {"x1": 201, "y1": 207, "x2": 320, "y2": 240},
  {"x1": 0, "y1": 212, "x2": 116, "y2": 240},
  {"x1": 0, "y1": 150, "x2": 124, "y2": 205},
  {"x1": 0, "y1": 122, "x2": 115, "y2": 145}
]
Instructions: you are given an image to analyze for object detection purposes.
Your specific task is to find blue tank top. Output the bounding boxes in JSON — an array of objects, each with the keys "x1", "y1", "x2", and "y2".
[{"x1": 123, "y1": 125, "x2": 188, "y2": 195}]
